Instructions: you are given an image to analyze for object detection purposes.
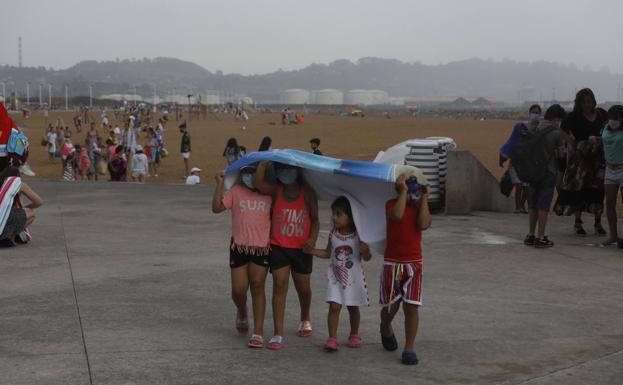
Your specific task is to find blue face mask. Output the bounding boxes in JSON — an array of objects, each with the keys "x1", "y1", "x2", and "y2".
[
  {"x1": 609, "y1": 120, "x2": 621, "y2": 130},
  {"x1": 241, "y1": 173, "x2": 255, "y2": 189},
  {"x1": 529, "y1": 113, "x2": 541, "y2": 122},
  {"x1": 277, "y1": 169, "x2": 298, "y2": 185}
]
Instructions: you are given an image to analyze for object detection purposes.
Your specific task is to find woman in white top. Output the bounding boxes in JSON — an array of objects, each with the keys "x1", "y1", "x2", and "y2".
[{"x1": 46, "y1": 127, "x2": 57, "y2": 162}]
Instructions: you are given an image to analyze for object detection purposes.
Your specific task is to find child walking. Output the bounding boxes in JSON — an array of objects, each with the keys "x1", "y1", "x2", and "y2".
[
  {"x1": 254, "y1": 161, "x2": 319, "y2": 350},
  {"x1": 212, "y1": 166, "x2": 272, "y2": 348},
  {"x1": 308, "y1": 196, "x2": 371, "y2": 351},
  {"x1": 380, "y1": 174, "x2": 432, "y2": 365}
]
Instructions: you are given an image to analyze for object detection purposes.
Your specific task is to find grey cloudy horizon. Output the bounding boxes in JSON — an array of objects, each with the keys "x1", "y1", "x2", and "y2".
[{"x1": 1, "y1": 0, "x2": 622, "y2": 75}]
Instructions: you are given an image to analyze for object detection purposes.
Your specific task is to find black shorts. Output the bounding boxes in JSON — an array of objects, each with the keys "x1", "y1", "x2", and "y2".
[
  {"x1": 269, "y1": 245, "x2": 313, "y2": 274},
  {"x1": 229, "y1": 247, "x2": 270, "y2": 269}
]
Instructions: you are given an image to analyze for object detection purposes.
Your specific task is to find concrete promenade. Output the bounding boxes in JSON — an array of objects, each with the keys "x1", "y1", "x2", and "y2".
[{"x1": 1, "y1": 181, "x2": 622, "y2": 385}]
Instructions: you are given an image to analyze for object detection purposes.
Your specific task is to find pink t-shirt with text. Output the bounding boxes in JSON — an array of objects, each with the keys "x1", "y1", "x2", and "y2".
[{"x1": 222, "y1": 184, "x2": 272, "y2": 254}]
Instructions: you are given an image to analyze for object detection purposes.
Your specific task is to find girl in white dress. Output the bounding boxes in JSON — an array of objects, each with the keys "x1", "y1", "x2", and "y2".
[{"x1": 307, "y1": 196, "x2": 371, "y2": 351}]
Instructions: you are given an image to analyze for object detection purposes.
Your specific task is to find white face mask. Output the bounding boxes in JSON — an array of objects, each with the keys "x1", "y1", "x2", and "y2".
[
  {"x1": 241, "y1": 173, "x2": 255, "y2": 189},
  {"x1": 609, "y1": 120, "x2": 621, "y2": 130},
  {"x1": 529, "y1": 113, "x2": 541, "y2": 122}
]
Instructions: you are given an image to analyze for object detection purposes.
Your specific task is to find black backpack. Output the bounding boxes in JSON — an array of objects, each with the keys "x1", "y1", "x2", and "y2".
[
  {"x1": 499, "y1": 170, "x2": 513, "y2": 197},
  {"x1": 511, "y1": 126, "x2": 556, "y2": 184}
]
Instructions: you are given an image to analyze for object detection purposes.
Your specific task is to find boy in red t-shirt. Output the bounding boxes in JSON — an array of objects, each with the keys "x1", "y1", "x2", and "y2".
[{"x1": 380, "y1": 173, "x2": 432, "y2": 365}]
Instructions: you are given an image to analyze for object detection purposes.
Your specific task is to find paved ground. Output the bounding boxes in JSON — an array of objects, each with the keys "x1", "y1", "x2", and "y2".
[{"x1": 1, "y1": 181, "x2": 623, "y2": 385}]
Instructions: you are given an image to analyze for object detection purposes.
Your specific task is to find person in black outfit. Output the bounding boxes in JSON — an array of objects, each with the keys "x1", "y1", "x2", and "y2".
[
  {"x1": 310, "y1": 138, "x2": 322, "y2": 155},
  {"x1": 258, "y1": 136, "x2": 272, "y2": 151},
  {"x1": 180, "y1": 124, "x2": 191, "y2": 177},
  {"x1": 557, "y1": 88, "x2": 607, "y2": 236}
]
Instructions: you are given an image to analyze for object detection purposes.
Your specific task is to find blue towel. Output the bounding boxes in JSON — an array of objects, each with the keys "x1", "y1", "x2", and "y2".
[{"x1": 224, "y1": 149, "x2": 425, "y2": 253}]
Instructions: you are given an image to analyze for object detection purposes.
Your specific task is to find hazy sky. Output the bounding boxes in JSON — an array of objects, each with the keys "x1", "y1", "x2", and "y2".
[{"x1": 1, "y1": 0, "x2": 622, "y2": 75}]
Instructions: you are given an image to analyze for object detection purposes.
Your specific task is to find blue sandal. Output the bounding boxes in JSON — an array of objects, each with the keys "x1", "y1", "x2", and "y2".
[{"x1": 402, "y1": 350, "x2": 419, "y2": 365}]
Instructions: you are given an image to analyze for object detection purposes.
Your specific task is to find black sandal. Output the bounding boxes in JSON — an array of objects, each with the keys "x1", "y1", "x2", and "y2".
[
  {"x1": 595, "y1": 223, "x2": 607, "y2": 236},
  {"x1": 574, "y1": 222, "x2": 587, "y2": 236},
  {"x1": 535, "y1": 237, "x2": 554, "y2": 248},
  {"x1": 380, "y1": 323, "x2": 398, "y2": 351}
]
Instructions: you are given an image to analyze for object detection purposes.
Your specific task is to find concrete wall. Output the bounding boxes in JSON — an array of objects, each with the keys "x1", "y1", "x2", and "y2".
[{"x1": 445, "y1": 150, "x2": 514, "y2": 214}]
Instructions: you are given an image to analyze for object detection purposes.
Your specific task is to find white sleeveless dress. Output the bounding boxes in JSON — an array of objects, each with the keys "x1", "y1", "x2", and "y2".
[{"x1": 325, "y1": 230, "x2": 369, "y2": 307}]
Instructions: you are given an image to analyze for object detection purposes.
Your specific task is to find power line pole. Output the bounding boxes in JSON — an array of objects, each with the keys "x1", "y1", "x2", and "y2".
[
  {"x1": 48, "y1": 83, "x2": 52, "y2": 107},
  {"x1": 18, "y1": 36, "x2": 22, "y2": 68},
  {"x1": 88, "y1": 85, "x2": 93, "y2": 108},
  {"x1": 65, "y1": 85, "x2": 69, "y2": 111},
  {"x1": 38, "y1": 83, "x2": 42, "y2": 105},
  {"x1": 1, "y1": 82, "x2": 5, "y2": 105},
  {"x1": 26, "y1": 82, "x2": 30, "y2": 105}
]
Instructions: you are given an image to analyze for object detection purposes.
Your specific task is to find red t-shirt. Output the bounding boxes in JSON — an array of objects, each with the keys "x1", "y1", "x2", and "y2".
[
  {"x1": 384, "y1": 199, "x2": 422, "y2": 263},
  {"x1": 270, "y1": 186, "x2": 311, "y2": 249}
]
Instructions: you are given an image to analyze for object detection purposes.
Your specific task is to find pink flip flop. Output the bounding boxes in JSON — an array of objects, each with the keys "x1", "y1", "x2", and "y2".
[
  {"x1": 324, "y1": 337, "x2": 339, "y2": 351},
  {"x1": 298, "y1": 320, "x2": 312, "y2": 337},
  {"x1": 347, "y1": 334, "x2": 362, "y2": 348},
  {"x1": 267, "y1": 335, "x2": 284, "y2": 350}
]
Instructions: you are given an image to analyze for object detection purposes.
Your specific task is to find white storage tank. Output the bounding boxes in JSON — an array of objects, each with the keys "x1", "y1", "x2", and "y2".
[
  {"x1": 370, "y1": 90, "x2": 389, "y2": 105},
  {"x1": 344, "y1": 89, "x2": 374, "y2": 106},
  {"x1": 203, "y1": 95, "x2": 220, "y2": 105},
  {"x1": 311, "y1": 89, "x2": 343, "y2": 105},
  {"x1": 281, "y1": 89, "x2": 310, "y2": 104}
]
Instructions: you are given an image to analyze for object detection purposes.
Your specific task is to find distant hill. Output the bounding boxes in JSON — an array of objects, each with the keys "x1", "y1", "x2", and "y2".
[{"x1": 1, "y1": 57, "x2": 622, "y2": 103}]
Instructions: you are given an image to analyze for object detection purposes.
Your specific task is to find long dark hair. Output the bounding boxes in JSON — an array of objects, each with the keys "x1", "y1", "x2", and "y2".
[
  {"x1": 223, "y1": 137, "x2": 239, "y2": 156},
  {"x1": 0, "y1": 166, "x2": 20, "y2": 187},
  {"x1": 258, "y1": 136, "x2": 272, "y2": 151},
  {"x1": 573, "y1": 88, "x2": 597, "y2": 114},
  {"x1": 331, "y1": 196, "x2": 356, "y2": 232}
]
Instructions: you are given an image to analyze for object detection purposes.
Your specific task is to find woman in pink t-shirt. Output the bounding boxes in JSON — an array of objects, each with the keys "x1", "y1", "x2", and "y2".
[{"x1": 212, "y1": 165, "x2": 272, "y2": 348}]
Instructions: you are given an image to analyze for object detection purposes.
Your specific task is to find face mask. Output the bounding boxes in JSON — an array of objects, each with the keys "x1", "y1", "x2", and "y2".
[
  {"x1": 277, "y1": 169, "x2": 298, "y2": 185},
  {"x1": 529, "y1": 113, "x2": 541, "y2": 122},
  {"x1": 241, "y1": 173, "x2": 255, "y2": 189},
  {"x1": 609, "y1": 120, "x2": 621, "y2": 130}
]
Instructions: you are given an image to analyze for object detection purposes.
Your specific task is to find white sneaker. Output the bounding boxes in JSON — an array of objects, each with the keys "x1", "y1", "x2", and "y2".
[{"x1": 19, "y1": 163, "x2": 36, "y2": 177}]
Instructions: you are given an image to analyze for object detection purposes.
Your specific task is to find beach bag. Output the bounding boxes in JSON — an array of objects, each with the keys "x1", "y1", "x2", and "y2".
[
  {"x1": 159, "y1": 147, "x2": 168, "y2": 158},
  {"x1": 499, "y1": 170, "x2": 513, "y2": 197},
  {"x1": 511, "y1": 127, "x2": 556, "y2": 184}
]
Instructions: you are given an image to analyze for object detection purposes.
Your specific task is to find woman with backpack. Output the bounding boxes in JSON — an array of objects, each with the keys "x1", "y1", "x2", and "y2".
[
  {"x1": 500, "y1": 104, "x2": 542, "y2": 213},
  {"x1": 556, "y1": 88, "x2": 607, "y2": 236}
]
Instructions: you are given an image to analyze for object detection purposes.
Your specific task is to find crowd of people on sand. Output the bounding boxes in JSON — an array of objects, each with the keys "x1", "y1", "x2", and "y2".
[
  {"x1": 38, "y1": 105, "x2": 208, "y2": 184},
  {"x1": 500, "y1": 88, "x2": 623, "y2": 249}
]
